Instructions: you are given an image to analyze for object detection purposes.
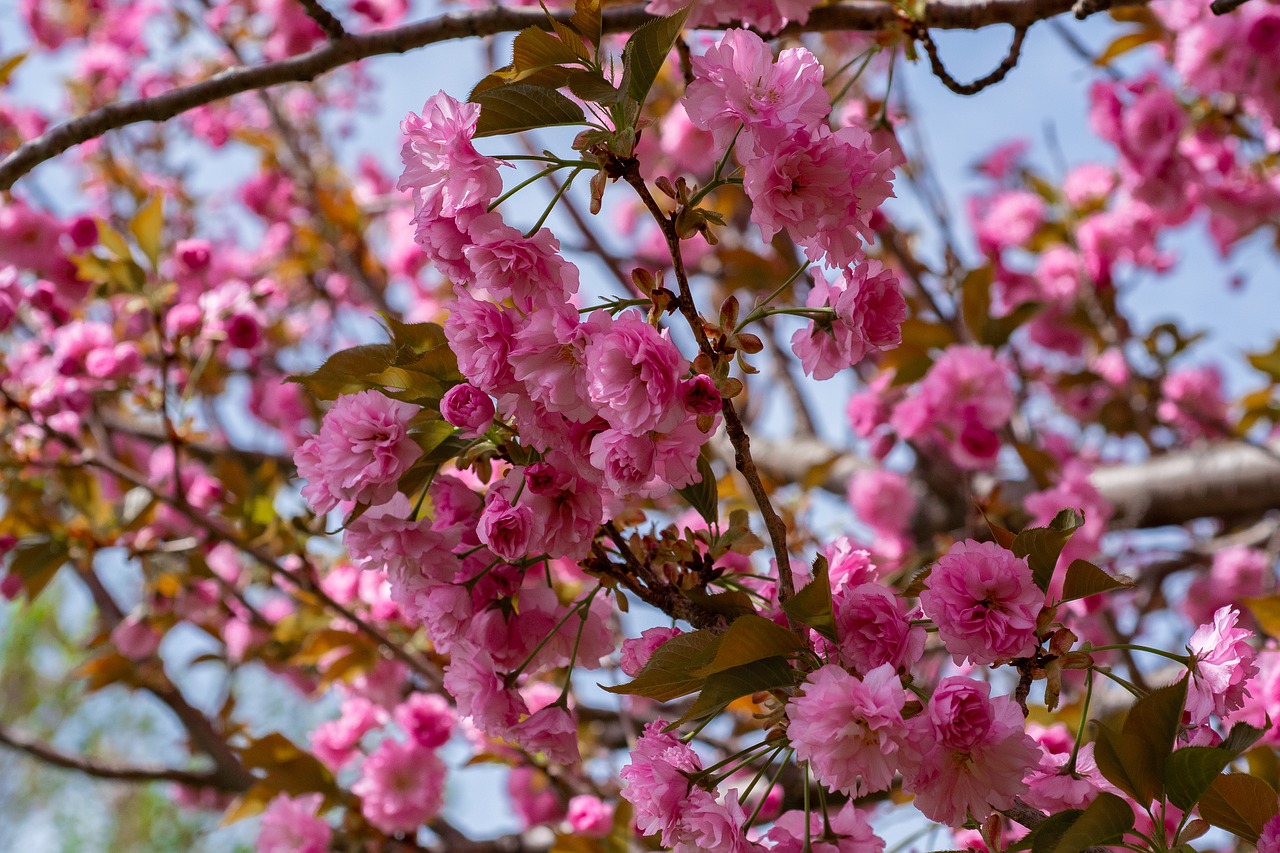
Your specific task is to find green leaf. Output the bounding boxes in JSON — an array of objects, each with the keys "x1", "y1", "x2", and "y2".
[
  {"x1": 1013, "y1": 508, "x2": 1084, "y2": 593},
  {"x1": 10, "y1": 538, "x2": 69, "y2": 600},
  {"x1": 1092, "y1": 721, "x2": 1160, "y2": 804},
  {"x1": 547, "y1": 16, "x2": 591, "y2": 61},
  {"x1": 1243, "y1": 594, "x2": 1280, "y2": 639},
  {"x1": 1094, "y1": 677, "x2": 1189, "y2": 803},
  {"x1": 981, "y1": 300, "x2": 1043, "y2": 347},
  {"x1": 472, "y1": 83, "x2": 587, "y2": 137},
  {"x1": 1046, "y1": 792, "x2": 1134, "y2": 853},
  {"x1": 567, "y1": 69, "x2": 623, "y2": 104},
  {"x1": 1023, "y1": 810, "x2": 1083, "y2": 853},
  {"x1": 676, "y1": 446, "x2": 717, "y2": 524},
  {"x1": 621, "y1": 5, "x2": 690, "y2": 105},
  {"x1": 690, "y1": 614, "x2": 806, "y2": 677},
  {"x1": 682, "y1": 588, "x2": 757, "y2": 619},
  {"x1": 1246, "y1": 341, "x2": 1280, "y2": 381},
  {"x1": 509, "y1": 26, "x2": 586, "y2": 77},
  {"x1": 781, "y1": 555, "x2": 837, "y2": 643},
  {"x1": 290, "y1": 343, "x2": 398, "y2": 400},
  {"x1": 960, "y1": 266, "x2": 993, "y2": 342},
  {"x1": 1060, "y1": 559, "x2": 1132, "y2": 603},
  {"x1": 569, "y1": 0, "x2": 602, "y2": 49},
  {"x1": 602, "y1": 629, "x2": 721, "y2": 701},
  {"x1": 1167, "y1": 722, "x2": 1268, "y2": 811},
  {"x1": 472, "y1": 65, "x2": 575, "y2": 98},
  {"x1": 129, "y1": 193, "x2": 164, "y2": 267},
  {"x1": 676, "y1": 656, "x2": 797, "y2": 723},
  {"x1": 1196, "y1": 772, "x2": 1280, "y2": 842}
]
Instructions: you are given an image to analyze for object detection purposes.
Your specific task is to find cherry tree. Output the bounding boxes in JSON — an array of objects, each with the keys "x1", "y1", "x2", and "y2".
[{"x1": 0, "y1": 0, "x2": 1278, "y2": 851}]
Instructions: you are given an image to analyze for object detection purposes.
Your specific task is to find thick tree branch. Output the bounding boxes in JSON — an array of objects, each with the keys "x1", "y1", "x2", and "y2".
[
  {"x1": 743, "y1": 436, "x2": 1280, "y2": 531},
  {"x1": 0, "y1": 724, "x2": 248, "y2": 792},
  {"x1": 0, "y1": 0, "x2": 1150, "y2": 191}
]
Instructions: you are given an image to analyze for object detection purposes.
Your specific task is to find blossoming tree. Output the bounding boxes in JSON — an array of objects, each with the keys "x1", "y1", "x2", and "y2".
[{"x1": 1, "y1": 0, "x2": 1279, "y2": 851}]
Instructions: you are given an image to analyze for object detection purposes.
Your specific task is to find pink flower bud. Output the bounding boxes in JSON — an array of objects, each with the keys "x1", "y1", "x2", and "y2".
[
  {"x1": 176, "y1": 239, "x2": 212, "y2": 272},
  {"x1": 682, "y1": 374, "x2": 722, "y2": 415},
  {"x1": 68, "y1": 215, "x2": 99, "y2": 249},
  {"x1": 440, "y1": 383, "x2": 495, "y2": 438}
]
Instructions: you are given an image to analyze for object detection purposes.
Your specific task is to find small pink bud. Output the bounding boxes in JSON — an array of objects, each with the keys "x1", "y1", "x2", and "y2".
[{"x1": 440, "y1": 383, "x2": 495, "y2": 438}]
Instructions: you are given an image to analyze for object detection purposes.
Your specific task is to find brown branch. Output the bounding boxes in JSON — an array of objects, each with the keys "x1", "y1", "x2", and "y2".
[
  {"x1": 0, "y1": 724, "x2": 248, "y2": 792},
  {"x1": 742, "y1": 434, "x2": 1280, "y2": 532},
  {"x1": 617, "y1": 157, "x2": 795, "y2": 603},
  {"x1": 294, "y1": 0, "x2": 347, "y2": 39},
  {"x1": 0, "y1": 0, "x2": 1153, "y2": 191},
  {"x1": 914, "y1": 23, "x2": 1031, "y2": 96}
]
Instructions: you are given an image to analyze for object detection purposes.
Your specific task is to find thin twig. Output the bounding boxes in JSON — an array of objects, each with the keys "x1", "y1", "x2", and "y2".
[
  {"x1": 914, "y1": 23, "x2": 1032, "y2": 96},
  {"x1": 0, "y1": 723, "x2": 248, "y2": 791},
  {"x1": 294, "y1": 0, "x2": 347, "y2": 39}
]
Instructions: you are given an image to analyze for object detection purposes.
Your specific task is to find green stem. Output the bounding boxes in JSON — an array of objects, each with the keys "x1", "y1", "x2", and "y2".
[
  {"x1": 831, "y1": 48, "x2": 879, "y2": 106},
  {"x1": 524, "y1": 167, "x2": 583, "y2": 238},
  {"x1": 736, "y1": 261, "x2": 813, "y2": 332},
  {"x1": 1066, "y1": 667, "x2": 1094, "y2": 775},
  {"x1": 687, "y1": 124, "x2": 744, "y2": 208},
  {"x1": 744, "y1": 748, "x2": 792, "y2": 832},
  {"x1": 738, "y1": 744, "x2": 788, "y2": 806},
  {"x1": 1094, "y1": 666, "x2": 1147, "y2": 699},
  {"x1": 556, "y1": 589, "x2": 597, "y2": 704},
  {"x1": 1087, "y1": 643, "x2": 1190, "y2": 665},
  {"x1": 803, "y1": 761, "x2": 813, "y2": 853},
  {"x1": 488, "y1": 163, "x2": 570, "y2": 211},
  {"x1": 577, "y1": 297, "x2": 650, "y2": 314},
  {"x1": 507, "y1": 585, "x2": 600, "y2": 683}
]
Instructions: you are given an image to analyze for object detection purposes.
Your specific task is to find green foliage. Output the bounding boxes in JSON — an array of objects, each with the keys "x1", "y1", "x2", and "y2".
[
  {"x1": 1013, "y1": 508, "x2": 1084, "y2": 593},
  {"x1": 675, "y1": 447, "x2": 718, "y2": 525},
  {"x1": 1195, "y1": 772, "x2": 1280, "y2": 842},
  {"x1": 781, "y1": 555, "x2": 837, "y2": 643},
  {"x1": 1017, "y1": 792, "x2": 1135, "y2": 853},
  {"x1": 1060, "y1": 559, "x2": 1132, "y2": 603},
  {"x1": 1165, "y1": 722, "x2": 1266, "y2": 811},
  {"x1": 620, "y1": 6, "x2": 691, "y2": 105},
  {"x1": 1091, "y1": 678, "x2": 1187, "y2": 805}
]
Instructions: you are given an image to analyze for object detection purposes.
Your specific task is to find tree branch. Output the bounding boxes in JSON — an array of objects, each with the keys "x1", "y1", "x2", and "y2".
[
  {"x1": 740, "y1": 435, "x2": 1280, "y2": 532},
  {"x1": 294, "y1": 0, "x2": 347, "y2": 39},
  {"x1": 0, "y1": 0, "x2": 1151, "y2": 191},
  {"x1": 0, "y1": 723, "x2": 248, "y2": 792}
]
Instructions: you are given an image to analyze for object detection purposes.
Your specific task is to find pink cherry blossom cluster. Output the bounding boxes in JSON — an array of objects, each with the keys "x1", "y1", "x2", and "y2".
[{"x1": 684, "y1": 29, "x2": 905, "y2": 380}]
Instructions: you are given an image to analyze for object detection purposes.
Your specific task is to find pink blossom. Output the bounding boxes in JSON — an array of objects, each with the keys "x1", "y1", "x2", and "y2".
[
  {"x1": 344, "y1": 495, "x2": 461, "y2": 586},
  {"x1": 903, "y1": 677, "x2": 1040, "y2": 825},
  {"x1": 786, "y1": 663, "x2": 908, "y2": 797},
  {"x1": 671, "y1": 792, "x2": 757, "y2": 853},
  {"x1": 1259, "y1": 814, "x2": 1280, "y2": 853},
  {"x1": 621, "y1": 626, "x2": 684, "y2": 676},
  {"x1": 972, "y1": 190, "x2": 1046, "y2": 254},
  {"x1": 311, "y1": 696, "x2": 382, "y2": 770},
  {"x1": 477, "y1": 492, "x2": 536, "y2": 561},
  {"x1": 294, "y1": 390, "x2": 422, "y2": 513},
  {"x1": 823, "y1": 537, "x2": 880, "y2": 591},
  {"x1": 919, "y1": 539, "x2": 1043, "y2": 666},
  {"x1": 650, "y1": 0, "x2": 819, "y2": 32},
  {"x1": 111, "y1": 614, "x2": 162, "y2": 660},
  {"x1": 620, "y1": 721, "x2": 705, "y2": 846},
  {"x1": 443, "y1": 646, "x2": 528, "y2": 732},
  {"x1": 508, "y1": 306, "x2": 600, "y2": 422},
  {"x1": 394, "y1": 692, "x2": 455, "y2": 749},
  {"x1": 509, "y1": 766, "x2": 566, "y2": 828},
  {"x1": 444, "y1": 290, "x2": 520, "y2": 395},
  {"x1": 791, "y1": 262, "x2": 906, "y2": 380},
  {"x1": 584, "y1": 313, "x2": 686, "y2": 435},
  {"x1": 398, "y1": 92, "x2": 503, "y2": 217},
  {"x1": 1186, "y1": 605, "x2": 1260, "y2": 723},
  {"x1": 1157, "y1": 365, "x2": 1228, "y2": 440},
  {"x1": 684, "y1": 29, "x2": 829, "y2": 152},
  {"x1": 257, "y1": 793, "x2": 331, "y2": 853},
  {"x1": 567, "y1": 795, "x2": 613, "y2": 837},
  {"x1": 464, "y1": 218, "x2": 579, "y2": 311},
  {"x1": 766, "y1": 802, "x2": 884, "y2": 853},
  {"x1": 352, "y1": 738, "x2": 445, "y2": 834},
  {"x1": 1023, "y1": 741, "x2": 1107, "y2": 812},
  {"x1": 847, "y1": 469, "x2": 915, "y2": 537},
  {"x1": 834, "y1": 583, "x2": 925, "y2": 676},
  {"x1": 743, "y1": 125, "x2": 894, "y2": 270},
  {"x1": 441, "y1": 383, "x2": 495, "y2": 438},
  {"x1": 512, "y1": 704, "x2": 580, "y2": 765}
]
